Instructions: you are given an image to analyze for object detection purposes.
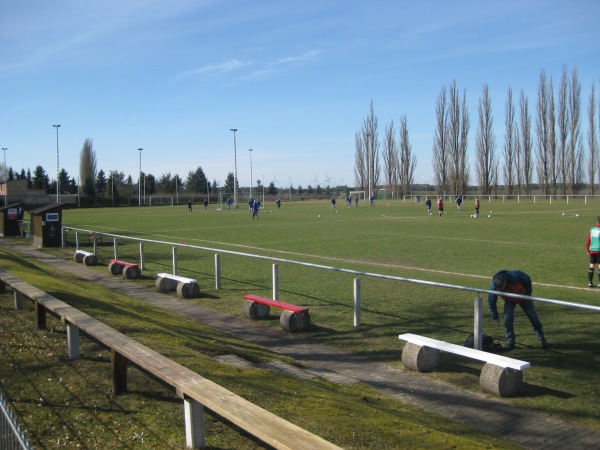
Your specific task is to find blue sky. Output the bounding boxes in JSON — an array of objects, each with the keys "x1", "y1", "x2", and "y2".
[{"x1": 1, "y1": 0, "x2": 599, "y2": 190}]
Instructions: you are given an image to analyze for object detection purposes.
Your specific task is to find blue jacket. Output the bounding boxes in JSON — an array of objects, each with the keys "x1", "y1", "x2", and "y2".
[{"x1": 488, "y1": 270, "x2": 532, "y2": 320}]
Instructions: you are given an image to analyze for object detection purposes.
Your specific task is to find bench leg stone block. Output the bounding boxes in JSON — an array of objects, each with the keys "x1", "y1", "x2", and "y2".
[
  {"x1": 280, "y1": 310, "x2": 310, "y2": 332},
  {"x1": 243, "y1": 301, "x2": 270, "y2": 320},
  {"x1": 83, "y1": 254, "x2": 98, "y2": 266},
  {"x1": 123, "y1": 266, "x2": 141, "y2": 279},
  {"x1": 156, "y1": 276, "x2": 177, "y2": 292},
  {"x1": 177, "y1": 281, "x2": 200, "y2": 298},
  {"x1": 109, "y1": 261, "x2": 124, "y2": 275},
  {"x1": 401, "y1": 342, "x2": 440, "y2": 372},
  {"x1": 74, "y1": 252, "x2": 84, "y2": 264},
  {"x1": 480, "y1": 363, "x2": 523, "y2": 397}
]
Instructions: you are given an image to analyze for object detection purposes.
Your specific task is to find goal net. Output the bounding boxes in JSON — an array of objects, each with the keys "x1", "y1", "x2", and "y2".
[
  {"x1": 216, "y1": 193, "x2": 223, "y2": 211},
  {"x1": 373, "y1": 188, "x2": 394, "y2": 200},
  {"x1": 149, "y1": 196, "x2": 174, "y2": 206},
  {"x1": 349, "y1": 191, "x2": 366, "y2": 201}
]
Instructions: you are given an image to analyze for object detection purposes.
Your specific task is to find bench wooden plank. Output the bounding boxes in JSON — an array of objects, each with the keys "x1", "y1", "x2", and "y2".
[
  {"x1": 399, "y1": 333, "x2": 530, "y2": 370},
  {"x1": 243, "y1": 294, "x2": 309, "y2": 314},
  {"x1": 110, "y1": 259, "x2": 139, "y2": 268},
  {"x1": 0, "y1": 270, "x2": 340, "y2": 449},
  {"x1": 157, "y1": 272, "x2": 196, "y2": 284}
]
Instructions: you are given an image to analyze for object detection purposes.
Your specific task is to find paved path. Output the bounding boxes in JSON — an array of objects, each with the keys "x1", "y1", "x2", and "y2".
[{"x1": 3, "y1": 240, "x2": 600, "y2": 449}]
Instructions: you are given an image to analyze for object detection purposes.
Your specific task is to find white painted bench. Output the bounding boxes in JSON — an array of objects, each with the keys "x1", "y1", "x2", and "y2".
[
  {"x1": 156, "y1": 273, "x2": 200, "y2": 299},
  {"x1": 74, "y1": 249, "x2": 98, "y2": 266},
  {"x1": 399, "y1": 333, "x2": 530, "y2": 397}
]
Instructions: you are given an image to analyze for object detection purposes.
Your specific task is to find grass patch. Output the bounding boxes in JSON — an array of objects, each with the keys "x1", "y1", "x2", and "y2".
[{"x1": 0, "y1": 245, "x2": 517, "y2": 449}]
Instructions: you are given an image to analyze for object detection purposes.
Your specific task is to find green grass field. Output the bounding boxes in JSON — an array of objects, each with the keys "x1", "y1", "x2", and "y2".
[{"x1": 1, "y1": 196, "x2": 599, "y2": 447}]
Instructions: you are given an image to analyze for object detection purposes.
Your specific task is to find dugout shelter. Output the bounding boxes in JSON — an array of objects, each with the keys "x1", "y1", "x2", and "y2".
[
  {"x1": 0, "y1": 203, "x2": 24, "y2": 237},
  {"x1": 30, "y1": 203, "x2": 63, "y2": 247}
]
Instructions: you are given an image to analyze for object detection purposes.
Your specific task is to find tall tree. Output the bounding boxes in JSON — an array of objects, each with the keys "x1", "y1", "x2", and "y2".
[
  {"x1": 382, "y1": 121, "x2": 399, "y2": 194},
  {"x1": 95, "y1": 169, "x2": 107, "y2": 199},
  {"x1": 79, "y1": 138, "x2": 97, "y2": 199},
  {"x1": 185, "y1": 167, "x2": 209, "y2": 193},
  {"x1": 361, "y1": 100, "x2": 380, "y2": 193},
  {"x1": 353, "y1": 132, "x2": 366, "y2": 190},
  {"x1": 519, "y1": 90, "x2": 533, "y2": 194},
  {"x1": 535, "y1": 69, "x2": 553, "y2": 195},
  {"x1": 503, "y1": 86, "x2": 517, "y2": 195},
  {"x1": 475, "y1": 83, "x2": 497, "y2": 194},
  {"x1": 432, "y1": 85, "x2": 448, "y2": 194},
  {"x1": 447, "y1": 80, "x2": 470, "y2": 195},
  {"x1": 399, "y1": 115, "x2": 416, "y2": 197},
  {"x1": 224, "y1": 172, "x2": 237, "y2": 195},
  {"x1": 32, "y1": 165, "x2": 50, "y2": 191},
  {"x1": 557, "y1": 66, "x2": 569, "y2": 193},
  {"x1": 566, "y1": 67, "x2": 583, "y2": 193},
  {"x1": 589, "y1": 82, "x2": 598, "y2": 194}
]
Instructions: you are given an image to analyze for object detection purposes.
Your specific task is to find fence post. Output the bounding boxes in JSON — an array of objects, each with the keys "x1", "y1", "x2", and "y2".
[
  {"x1": 272, "y1": 264, "x2": 279, "y2": 300},
  {"x1": 139, "y1": 242, "x2": 145, "y2": 270},
  {"x1": 113, "y1": 238, "x2": 118, "y2": 260},
  {"x1": 214, "y1": 254, "x2": 221, "y2": 289},
  {"x1": 93, "y1": 234, "x2": 98, "y2": 254},
  {"x1": 354, "y1": 278, "x2": 361, "y2": 327},
  {"x1": 75, "y1": 231, "x2": 79, "y2": 251},
  {"x1": 173, "y1": 246, "x2": 178, "y2": 275},
  {"x1": 184, "y1": 396, "x2": 205, "y2": 449},
  {"x1": 67, "y1": 322, "x2": 81, "y2": 360},
  {"x1": 474, "y1": 296, "x2": 483, "y2": 350}
]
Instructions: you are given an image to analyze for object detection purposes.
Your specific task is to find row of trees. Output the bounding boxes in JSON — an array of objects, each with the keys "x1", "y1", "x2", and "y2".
[
  {"x1": 1, "y1": 138, "x2": 350, "y2": 205},
  {"x1": 355, "y1": 65, "x2": 599, "y2": 196}
]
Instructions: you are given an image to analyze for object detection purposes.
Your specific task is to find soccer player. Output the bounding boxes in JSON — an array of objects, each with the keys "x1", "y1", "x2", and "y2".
[
  {"x1": 585, "y1": 216, "x2": 600, "y2": 287},
  {"x1": 425, "y1": 196, "x2": 432, "y2": 215},
  {"x1": 437, "y1": 197, "x2": 444, "y2": 217},
  {"x1": 474, "y1": 196, "x2": 480, "y2": 216}
]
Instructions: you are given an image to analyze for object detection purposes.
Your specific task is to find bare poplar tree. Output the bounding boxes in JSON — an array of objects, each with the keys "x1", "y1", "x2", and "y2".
[
  {"x1": 548, "y1": 77, "x2": 557, "y2": 194},
  {"x1": 557, "y1": 66, "x2": 569, "y2": 193},
  {"x1": 79, "y1": 138, "x2": 97, "y2": 199},
  {"x1": 383, "y1": 121, "x2": 399, "y2": 195},
  {"x1": 536, "y1": 70, "x2": 552, "y2": 195},
  {"x1": 519, "y1": 90, "x2": 533, "y2": 194},
  {"x1": 353, "y1": 132, "x2": 366, "y2": 190},
  {"x1": 432, "y1": 85, "x2": 448, "y2": 194},
  {"x1": 475, "y1": 83, "x2": 496, "y2": 194},
  {"x1": 589, "y1": 82, "x2": 598, "y2": 194},
  {"x1": 567, "y1": 67, "x2": 583, "y2": 193},
  {"x1": 503, "y1": 86, "x2": 516, "y2": 195},
  {"x1": 362, "y1": 100, "x2": 380, "y2": 193},
  {"x1": 447, "y1": 80, "x2": 470, "y2": 195},
  {"x1": 399, "y1": 115, "x2": 417, "y2": 196}
]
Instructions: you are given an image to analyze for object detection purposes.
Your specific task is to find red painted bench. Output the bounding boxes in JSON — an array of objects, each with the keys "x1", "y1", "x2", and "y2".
[
  {"x1": 108, "y1": 259, "x2": 141, "y2": 279},
  {"x1": 243, "y1": 294, "x2": 311, "y2": 332}
]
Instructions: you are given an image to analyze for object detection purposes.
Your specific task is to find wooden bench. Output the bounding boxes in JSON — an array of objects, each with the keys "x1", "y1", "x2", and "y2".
[
  {"x1": 108, "y1": 259, "x2": 141, "y2": 279},
  {"x1": 398, "y1": 333, "x2": 530, "y2": 397},
  {"x1": 74, "y1": 249, "x2": 98, "y2": 266},
  {"x1": 0, "y1": 270, "x2": 341, "y2": 450},
  {"x1": 243, "y1": 294, "x2": 311, "y2": 333},
  {"x1": 156, "y1": 273, "x2": 200, "y2": 298}
]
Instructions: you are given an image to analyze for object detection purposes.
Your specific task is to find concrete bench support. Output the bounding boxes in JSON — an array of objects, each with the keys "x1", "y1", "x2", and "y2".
[
  {"x1": 399, "y1": 333, "x2": 529, "y2": 397},
  {"x1": 243, "y1": 295, "x2": 311, "y2": 332},
  {"x1": 14, "y1": 290, "x2": 24, "y2": 310},
  {"x1": 67, "y1": 322, "x2": 81, "y2": 360},
  {"x1": 74, "y1": 250, "x2": 98, "y2": 266},
  {"x1": 109, "y1": 260, "x2": 141, "y2": 279},
  {"x1": 184, "y1": 396, "x2": 205, "y2": 449},
  {"x1": 36, "y1": 302, "x2": 47, "y2": 330}
]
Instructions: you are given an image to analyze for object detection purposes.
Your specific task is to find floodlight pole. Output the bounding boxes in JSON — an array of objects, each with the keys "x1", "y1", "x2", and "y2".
[
  {"x1": 249, "y1": 148, "x2": 253, "y2": 201},
  {"x1": 138, "y1": 148, "x2": 143, "y2": 207},
  {"x1": 1, "y1": 147, "x2": 7, "y2": 206},
  {"x1": 53, "y1": 124, "x2": 61, "y2": 203},
  {"x1": 366, "y1": 132, "x2": 371, "y2": 201},
  {"x1": 230, "y1": 128, "x2": 238, "y2": 208}
]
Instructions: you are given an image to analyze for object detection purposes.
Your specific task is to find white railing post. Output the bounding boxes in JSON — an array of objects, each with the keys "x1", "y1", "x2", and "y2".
[
  {"x1": 93, "y1": 234, "x2": 98, "y2": 254},
  {"x1": 272, "y1": 264, "x2": 279, "y2": 300},
  {"x1": 184, "y1": 397, "x2": 205, "y2": 449},
  {"x1": 66, "y1": 322, "x2": 80, "y2": 360},
  {"x1": 113, "y1": 238, "x2": 118, "y2": 260},
  {"x1": 139, "y1": 242, "x2": 145, "y2": 270},
  {"x1": 214, "y1": 254, "x2": 221, "y2": 289},
  {"x1": 75, "y1": 231, "x2": 79, "y2": 251},
  {"x1": 474, "y1": 296, "x2": 483, "y2": 350},
  {"x1": 354, "y1": 278, "x2": 361, "y2": 327},
  {"x1": 173, "y1": 246, "x2": 178, "y2": 275}
]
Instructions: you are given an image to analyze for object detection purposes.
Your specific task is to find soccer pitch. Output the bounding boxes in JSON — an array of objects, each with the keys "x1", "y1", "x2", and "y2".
[{"x1": 61, "y1": 197, "x2": 600, "y2": 428}]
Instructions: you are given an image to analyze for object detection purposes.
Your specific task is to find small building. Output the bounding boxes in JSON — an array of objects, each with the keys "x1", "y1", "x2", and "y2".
[
  {"x1": 0, "y1": 202, "x2": 24, "y2": 237},
  {"x1": 30, "y1": 203, "x2": 64, "y2": 247}
]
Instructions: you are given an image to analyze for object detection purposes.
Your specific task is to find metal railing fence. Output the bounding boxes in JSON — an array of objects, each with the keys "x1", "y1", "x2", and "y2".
[{"x1": 0, "y1": 393, "x2": 32, "y2": 450}]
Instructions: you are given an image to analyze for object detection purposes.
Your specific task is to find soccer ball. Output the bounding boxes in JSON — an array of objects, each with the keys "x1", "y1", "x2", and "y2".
[
  {"x1": 488, "y1": 215, "x2": 491, "y2": 218},
  {"x1": 576, "y1": 214, "x2": 579, "y2": 217},
  {"x1": 470, "y1": 214, "x2": 473, "y2": 218},
  {"x1": 429, "y1": 212, "x2": 432, "y2": 216},
  {"x1": 336, "y1": 210, "x2": 338, "y2": 213},
  {"x1": 562, "y1": 212, "x2": 565, "y2": 216},
  {"x1": 318, "y1": 215, "x2": 321, "y2": 218}
]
